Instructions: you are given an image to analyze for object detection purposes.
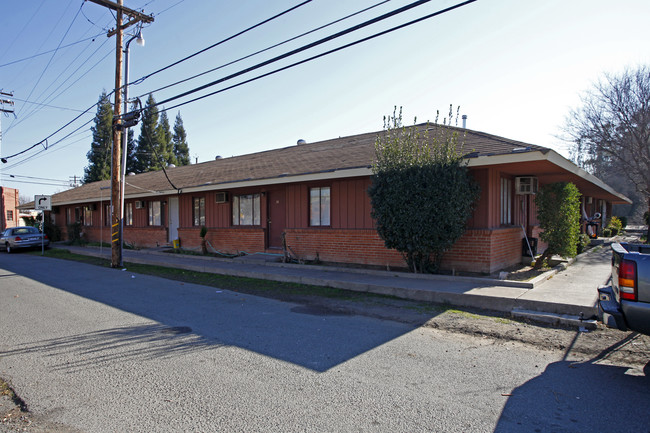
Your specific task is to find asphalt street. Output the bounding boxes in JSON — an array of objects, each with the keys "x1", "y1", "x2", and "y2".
[{"x1": 1, "y1": 253, "x2": 649, "y2": 432}]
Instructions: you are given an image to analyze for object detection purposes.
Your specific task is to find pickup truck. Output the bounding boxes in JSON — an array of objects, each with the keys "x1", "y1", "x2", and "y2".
[{"x1": 598, "y1": 242, "x2": 650, "y2": 335}]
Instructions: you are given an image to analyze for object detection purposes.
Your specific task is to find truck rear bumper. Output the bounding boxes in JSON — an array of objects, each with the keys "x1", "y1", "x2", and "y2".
[
  {"x1": 621, "y1": 299, "x2": 650, "y2": 335},
  {"x1": 597, "y1": 286, "x2": 628, "y2": 332}
]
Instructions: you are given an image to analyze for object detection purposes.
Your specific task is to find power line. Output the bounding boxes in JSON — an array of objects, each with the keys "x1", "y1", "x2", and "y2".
[
  {"x1": 0, "y1": 1, "x2": 311, "y2": 164},
  {"x1": 134, "y1": 0, "x2": 314, "y2": 85},
  {"x1": 10, "y1": 98, "x2": 90, "y2": 113},
  {"x1": 3, "y1": 132, "x2": 93, "y2": 172},
  {"x1": 1, "y1": 0, "x2": 477, "y2": 169},
  {"x1": 156, "y1": 0, "x2": 474, "y2": 110},
  {"x1": 12, "y1": 2, "x2": 84, "y2": 123},
  {"x1": 2, "y1": 173, "x2": 71, "y2": 183},
  {"x1": 7, "y1": 40, "x2": 114, "y2": 132},
  {"x1": 0, "y1": 33, "x2": 106, "y2": 68},
  {"x1": 134, "y1": 0, "x2": 391, "y2": 97}
]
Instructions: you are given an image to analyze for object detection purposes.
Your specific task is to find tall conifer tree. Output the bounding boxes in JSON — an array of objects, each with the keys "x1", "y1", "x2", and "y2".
[
  {"x1": 172, "y1": 112, "x2": 190, "y2": 166},
  {"x1": 84, "y1": 91, "x2": 113, "y2": 183}
]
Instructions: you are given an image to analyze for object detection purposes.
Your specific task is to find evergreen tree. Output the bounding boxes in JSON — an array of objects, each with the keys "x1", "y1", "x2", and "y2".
[
  {"x1": 83, "y1": 92, "x2": 113, "y2": 183},
  {"x1": 172, "y1": 112, "x2": 190, "y2": 166},
  {"x1": 133, "y1": 94, "x2": 162, "y2": 173},
  {"x1": 124, "y1": 129, "x2": 137, "y2": 175},
  {"x1": 157, "y1": 110, "x2": 175, "y2": 166}
]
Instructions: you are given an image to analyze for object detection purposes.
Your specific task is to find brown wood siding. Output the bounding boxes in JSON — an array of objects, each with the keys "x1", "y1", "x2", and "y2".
[
  {"x1": 331, "y1": 177, "x2": 373, "y2": 229},
  {"x1": 285, "y1": 184, "x2": 307, "y2": 228}
]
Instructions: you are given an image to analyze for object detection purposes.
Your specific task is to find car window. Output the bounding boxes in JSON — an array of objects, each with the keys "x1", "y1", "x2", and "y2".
[{"x1": 13, "y1": 227, "x2": 39, "y2": 235}]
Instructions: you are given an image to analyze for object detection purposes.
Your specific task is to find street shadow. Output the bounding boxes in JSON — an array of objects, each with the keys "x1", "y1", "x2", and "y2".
[
  {"x1": 0, "y1": 324, "x2": 220, "y2": 374},
  {"x1": 0, "y1": 256, "x2": 431, "y2": 372},
  {"x1": 494, "y1": 333, "x2": 650, "y2": 433}
]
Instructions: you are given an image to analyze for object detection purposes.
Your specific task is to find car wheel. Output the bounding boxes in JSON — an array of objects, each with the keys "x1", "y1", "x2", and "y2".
[{"x1": 5, "y1": 243, "x2": 11, "y2": 254}]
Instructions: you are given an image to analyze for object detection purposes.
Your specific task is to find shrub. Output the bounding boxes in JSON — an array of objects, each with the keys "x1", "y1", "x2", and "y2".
[
  {"x1": 603, "y1": 228, "x2": 612, "y2": 237},
  {"x1": 576, "y1": 233, "x2": 590, "y2": 254},
  {"x1": 369, "y1": 106, "x2": 480, "y2": 273},
  {"x1": 606, "y1": 216, "x2": 623, "y2": 236},
  {"x1": 534, "y1": 182, "x2": 581, "y2": 269},
  {"x1": 618, "y1": 216, "x2": 628, "y2": 229},
  {"x1": 66, "y1": 222, "x2": 86, "y2": 245}
]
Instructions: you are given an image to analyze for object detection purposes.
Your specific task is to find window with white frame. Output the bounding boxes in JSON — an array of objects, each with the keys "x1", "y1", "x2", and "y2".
[
  {"x1": 193, "y1": 197, "x2": 205, "y2": 226},
  {"x1": 310, "y1": 187, "x2": 331, "y2": 226},
  {"x1": 232, "y1": 194, "x2": 260, "y2": 225},
  {"x1": 149, "y1": 201, "x2": 162, "y2": 226},
  {"x1": 500, "y1": 178, "x2": 512, "y2": 225},
  {"x1": 125, "y1": 203, "x2": 133, "y2": 226}
]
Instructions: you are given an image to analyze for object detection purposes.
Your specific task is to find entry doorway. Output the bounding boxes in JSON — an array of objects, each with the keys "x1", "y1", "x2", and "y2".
[
  {"x1": 267, "y1": 189, "x2": 286, "y2": 249},
  {"x1": 168, "y1": 196, "x2": 179, "y2": 243}
]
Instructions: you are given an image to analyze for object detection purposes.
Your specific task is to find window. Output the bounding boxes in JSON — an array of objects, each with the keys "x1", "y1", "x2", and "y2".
[
  {"x1": 500, "y1": 178, "x2": 512, "y2": 225},
  {"x1": 125, "y1": 203, "x2": 133, "y2": 226},
  {"x1": 149, "y1": 201, "x2": 162, "y2": 226},
  {"x1": 232, "y1": 194, "x2": 260, "y2": 225},
  {"x1": 193, "y1": 197, "x2": 205, "y2": 226},
  {"x1": 6, "y1": 210, "x2": 13, "y2": 221},
  {"x1": 310, "y1": 187, "x2": 331, "y2": 226},
  {"x1": 83, "y1": 206, "x2": 93, "y2": 226}
]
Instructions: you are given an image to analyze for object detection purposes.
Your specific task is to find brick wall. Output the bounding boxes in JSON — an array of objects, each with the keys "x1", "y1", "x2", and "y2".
[
  {"x1": 442, "y1": 227, "x2": 522, "y2": 274},
  {"x1": 285, "y1": 228, "x2": 405, "y2": 268},
  {"x1": 177, "y1": 227, "x2": 265, "y2": 254},
  {"x1": 79, "y1": 226, "x2": 168, "y2": 248},
  {"x1": 285, "y1": 226, "x2": 525, "y2": 274}
]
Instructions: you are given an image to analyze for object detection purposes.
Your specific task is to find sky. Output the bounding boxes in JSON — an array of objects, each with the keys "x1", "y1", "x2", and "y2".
[{"x1": 0, "y1": 0, "x2": 648, "y2": 202}]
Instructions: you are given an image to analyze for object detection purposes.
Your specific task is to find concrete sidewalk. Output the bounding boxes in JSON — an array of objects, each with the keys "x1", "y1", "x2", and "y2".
[{"x1": 50, "y1": 242, "x2": 612, "y2": 325}]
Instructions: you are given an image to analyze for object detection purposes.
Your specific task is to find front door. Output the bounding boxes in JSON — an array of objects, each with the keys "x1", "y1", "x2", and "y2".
[
  {"x1": 267, "y1": 189, "x2": 286, "y2": 249},
  {"x1": 168, "y1": 196, "x2": 179, "y2": 243}
]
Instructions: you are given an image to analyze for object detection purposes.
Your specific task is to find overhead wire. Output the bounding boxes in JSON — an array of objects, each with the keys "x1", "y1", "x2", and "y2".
[
  {"x1": 133, "y1": 0, "x2": 314, "y2": 85},
  {"x1": 10, "y1": 98, "x2": 90, "y2": 113},
  {"x1": 12, "y1": 1, "x2": 83, "y2": 124},
  {"x1": 2, "y1": 0, "x2": 476, "y2": 172},
  {"x1": 133, "y1": 0, "x2": 391, "y2": 97},
  {"x1": 155, "y1": 0, "x2": 475, "y2": 111},
  {"x1": 2, "y1": 173, "x2": 72, "y2": 183},
  {"x1": 0, "y1": 1, "x2": 46, "y2": 62},
  {"x1": 8, "y1": 39, "x2": 114, "y2": 131},
  {"x1": 0, "y1": 34, "x2": 105, "y2": 68},
  {"x1": 0, "y1": 0, "x2": 313, "y2": 165}
]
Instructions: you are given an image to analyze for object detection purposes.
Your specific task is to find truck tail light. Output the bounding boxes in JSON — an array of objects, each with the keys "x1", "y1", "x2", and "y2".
[{"x1": 619, "y1": 259, "x2": 637, "y2": 301}]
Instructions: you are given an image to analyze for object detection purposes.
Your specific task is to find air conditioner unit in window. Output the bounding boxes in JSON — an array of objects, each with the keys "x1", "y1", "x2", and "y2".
[
  {"x1": 215, "y1": 192, "x2": 229, "y2": 203},
  {"x1": 515, "y1": 176, "x2": 538, "y2": 195},
  {"x1": 135, "y1": 200, "x2": 144, "y2": 209}
]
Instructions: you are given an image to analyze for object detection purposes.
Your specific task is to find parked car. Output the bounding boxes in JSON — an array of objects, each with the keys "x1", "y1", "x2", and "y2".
[
  {"x1": 598, "y1": 242, "x2": 650, "y2": 335},
  {"x1": 0, "y1": 226, "x2": 50, "y2": 253}
]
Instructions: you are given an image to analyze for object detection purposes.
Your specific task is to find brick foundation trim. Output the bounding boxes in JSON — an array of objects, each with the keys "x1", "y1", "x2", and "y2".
[{"x1": 177, "y1": 227, "x2": 265, "y2": 254}]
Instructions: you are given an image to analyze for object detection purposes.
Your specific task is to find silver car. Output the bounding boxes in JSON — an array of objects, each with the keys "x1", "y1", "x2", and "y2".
[{"x1": 0, "y1": 226, "x2": 50, "y2": 253}]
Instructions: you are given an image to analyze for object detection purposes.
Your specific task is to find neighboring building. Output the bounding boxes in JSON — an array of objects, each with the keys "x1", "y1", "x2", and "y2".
[
  {"x1": 0, "y1": 187, "x2": 19, "y2": 232},
  {"x1": 42, "y1": 125, "x2": 630, "y2": 274}
]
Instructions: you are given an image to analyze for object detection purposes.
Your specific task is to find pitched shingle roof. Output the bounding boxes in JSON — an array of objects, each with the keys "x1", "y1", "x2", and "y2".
[{"x1": 48, "y1": 124, "x2": 550, "y2": 205}]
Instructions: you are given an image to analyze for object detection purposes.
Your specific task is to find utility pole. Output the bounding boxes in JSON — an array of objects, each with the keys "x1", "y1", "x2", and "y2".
[
  {"x1": 87, "y1": 0, "x2": 152, "y2": 268},
  {"x1": 69, "y1": 175, "x2": 81, "y2": 188},
  {"x1": 0, "y1": 91, "x2": 15, "y2": 189}
]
